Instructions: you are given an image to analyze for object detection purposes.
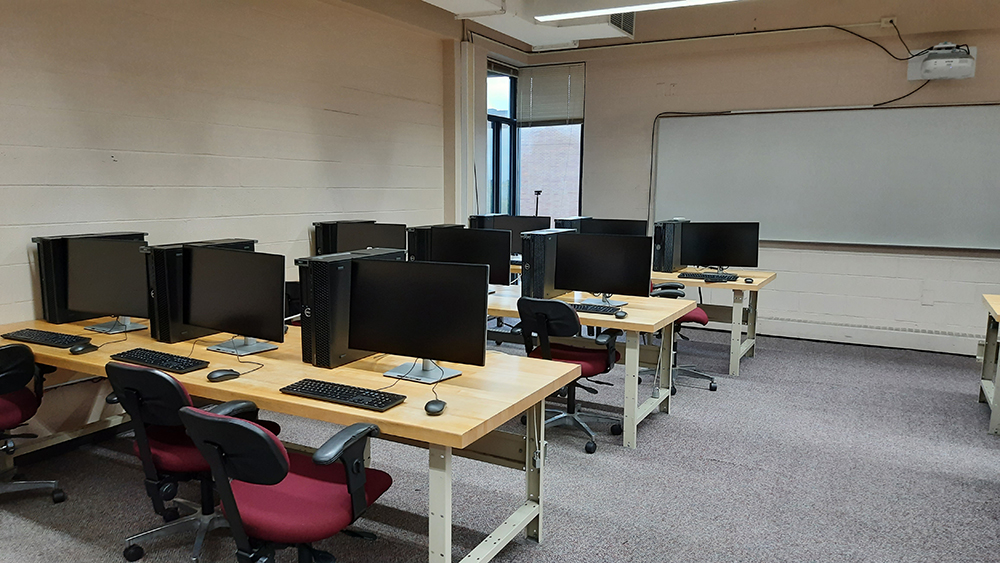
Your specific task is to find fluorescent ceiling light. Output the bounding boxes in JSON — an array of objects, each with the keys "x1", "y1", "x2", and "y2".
[{"x1": 535, "y1": 0, "x2": 741, "y2": 22}]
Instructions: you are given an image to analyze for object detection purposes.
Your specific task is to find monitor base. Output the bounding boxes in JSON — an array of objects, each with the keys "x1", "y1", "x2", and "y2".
[
  {"x1": 384, "y1": 359, "x2": 461, "y2": 384},
  {"x1": 581, "y1": 297, "x2": 628, "y2": 308},
  {"x1": 86, "y1": 317, "x2": 146, "y2": 334},
  {"x1": 208, "y1": 337, "x2": 278, "y2": 357}
]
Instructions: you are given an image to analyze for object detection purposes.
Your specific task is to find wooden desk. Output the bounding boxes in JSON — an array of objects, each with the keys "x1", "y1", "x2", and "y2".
[
  {"x1": 488, "y1": 286, "x2": 696, "y2": 449},
  {"x1": 0, "y1": 320, "x2": 580, "y2": 563},
  {"x1": 651, "y1": 268, "x2": 777, "y2": 377},
  {"x1": 979, "y1": 295, "x2": 1000, "y2": 433}
]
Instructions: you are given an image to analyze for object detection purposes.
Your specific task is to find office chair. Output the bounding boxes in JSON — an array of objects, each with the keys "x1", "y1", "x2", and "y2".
[
  {"x1": 516, "y1": 296, "x2": 623, "y2": 454},
  {"x1": 651, "y1": 282, "x2": 718, "y2": 392},
  {"x1": 105, "y1": 361, "x2": 280, "y2": 562},
  {"x1": 178, "y1": 407, "x2": 393, "y2": 563},
  {"x1": 0, "y1": 344, "x2": 65, "y2": 503}
]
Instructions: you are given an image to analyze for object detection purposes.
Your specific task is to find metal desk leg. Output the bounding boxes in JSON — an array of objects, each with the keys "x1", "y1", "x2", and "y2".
[
  {"x1": 981, "y1": 315, "x2": 1000, "y2": 434},
  {"x1": 730, "y1": 290, "x2": 745, "y2": 377},
  {"x1": 747, "y1": 290, "x2": 759, "y2": 358},
  {"x1": 623, "y1": 331, "x2": 641, "y2": 448},
  {"x1": 659, "y1": 322, "x2": 674, "y2": 414},
  {"x1": 525, "y1": 400, "x2": 544, "y2": 542},
  {"x1": 429, "y1": 445, "x2": 453, "y2": 563}
]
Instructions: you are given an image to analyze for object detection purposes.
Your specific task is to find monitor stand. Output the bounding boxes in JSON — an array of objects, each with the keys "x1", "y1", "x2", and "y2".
[
  {"x1": 208, "y1": 336, "x2": 278, "y2": 356},
  {"x1": 581, "y1": 294, "x2": 627, "y2": 308},
  {"x1": 384, "y1": 359, "x2": 461, "y2": 384},
  {"x1": 86, "y1": 316, "x2": 146, "y2": 334}
]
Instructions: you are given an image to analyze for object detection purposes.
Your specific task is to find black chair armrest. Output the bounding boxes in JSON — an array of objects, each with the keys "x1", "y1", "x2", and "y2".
[
  {"x1": 651, "y1": 288, "x2": 685, "y2": 299},
  {"x1": 204, "y1": 400, "x2": 259, "y2": 419},
  {"x1": 313, "y1": 423, "x2": 380, "y2": 466},
  {"x1": 595, "y1": 328, "x2": 623, "y2": 347},
  {"x1": 653, "y1": 282, "x2": 685, "y2": 291}
]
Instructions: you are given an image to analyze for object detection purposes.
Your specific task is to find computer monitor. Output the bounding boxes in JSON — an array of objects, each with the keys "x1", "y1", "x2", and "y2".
[
  {"x1": 333, "y1": 222, "x2": 407, "y2": 253},
  {"x1": 349, "y1": 260, "x2": 488, "y2": 383},
  {"x1": 472, "y1": 215, "x2": 551, "y2": 252},
  {"x1": 679, "y1": 222, "x2": 760, "y2": 270},
  {"x1": 554, "y1": 233, "x2": 652, "y2": 307},
  {"x1": 185, "y1": 246, "x2": 286, "y2": 356},
  {"x1": 66, "y1": 238, "x2": 149, "y2": 334},
  {"x1": 428, "y1": 228, "x2": 511, "y2": 286},
  {"x1": 580, "y1": 218, "x2": 648, "y2": 236}
]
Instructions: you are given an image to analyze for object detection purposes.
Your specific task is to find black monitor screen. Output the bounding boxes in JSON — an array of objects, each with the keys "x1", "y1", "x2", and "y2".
[
  {"x1": 349, "y1": 260, "x2": 488, "y2": 366},
  {"x1": 186, "y1": 246, "x2": 286, "y2": 342},
  {"x1": 581, "y1": 218, "x2": 648, "y2": 236},
  {"x1": 555, "y1": 233, "x2": 652, "y2": 297},
  {"x1": 429, "y1": 228, "x2": 511, "y2": 285},
  {"x1": 680, "y1": 222, "x2": 760, "y2": 268},
  {"x1": 336, "y1": 222, "x2": 406, "y2": 252},
  {"x1": 66, "y1": 238, "x2": 148, "y2": 318},
  {"x1": 487, "y1": 215, "x2": 551, "y2": 251}
]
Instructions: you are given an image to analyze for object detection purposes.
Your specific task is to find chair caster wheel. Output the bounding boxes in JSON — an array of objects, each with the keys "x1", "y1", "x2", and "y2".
[
  {"x1": 638, "y1": 377, "x2": 642, "y2": 385},
  {"x1": 495, "y1": 340, "x2": 503, "y2": 346},
  {"x1": 163, "y1": 506, "x2": 180, "y2": 522},
  {"x1": 520, "y1": 415, "x2": 527, "y2": 424},
  {"x1": 609, "y1": 424, "x2": 622, "y2": 436},
  {"x1": 584, "y1": 441, "x2": 597, "y2": 454},
  {"x1": 52, "y1": 489, "x2": 66, "y2": 503},
  {"x1": 124, "y1": 544, "x2": 145, "y2": 561},
  {"x1": 709, "y1": 382, "x2": 718, "y2": 391},
  {"x1": 671, "y1": 385, "x2": 677, "y2": 396}
]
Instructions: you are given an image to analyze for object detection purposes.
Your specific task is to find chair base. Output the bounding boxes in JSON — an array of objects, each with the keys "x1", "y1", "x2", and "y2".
[
  {"x1": 675, "y1": 365, "x2": 718, "y2": 391},
  {"x1": 0, "y1": 467, "x2": 64, "y2": 503},
  {"x1": 124, "y1": 499, "x2": 228, "y2": 563},
  {"x1": 546, "y1": 408, "x2": 621, "y2": 454}
]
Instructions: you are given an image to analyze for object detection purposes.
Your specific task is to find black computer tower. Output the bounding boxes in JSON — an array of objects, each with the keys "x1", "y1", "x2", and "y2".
[
  {"x1": 406, "y1": 224, "x2": 463, "y2": 262},
  {"x1": 520, "y1": 229, "x2": 573, "y2": 299},
  {"x1": 554, "y1": 216, "x2": 592, "y2": 232},
  {"x1": 468, "y1": 214, "x2": 502, "y2": 229},
  {"x1": 33, "y1": 232, "x2": 148, "y2": 324},
  {"x1": 313, "y1": 220, "x2": 376, "y2": 256},
  {"x1": 295, "y1": 248, "x2": 402, "y2": 369},
  {"x1": 652, "y1": 219, "x2": 689, "y2": 273},
  {"x1": 145, "y1": 238, "x2": 256, "y2": 343}
]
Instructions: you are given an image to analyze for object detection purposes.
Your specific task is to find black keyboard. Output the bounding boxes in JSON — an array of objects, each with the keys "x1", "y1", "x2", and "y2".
[
  {"x1": 1, "y1": 328, "x2": 90, "y2": 349},
  {"x1": 110, "y1": 348, "x2": 210, "y2": 374},
  {"x1": 280, "y1": 378, "x2": 406, "y2": 412},
  {"x1": 678, "y1": 271, "x2": 739, "y2": 283},
  {"x1": 568, "y1": 303, "x2": 620, "y2": 315}
]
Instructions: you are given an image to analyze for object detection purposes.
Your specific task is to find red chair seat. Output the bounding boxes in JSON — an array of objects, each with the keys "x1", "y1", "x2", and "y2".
[
  {"x1": 133, "y1": 426, "x2": 210, "y2": 474},
  {"x1": 679, "y1": 307, "x2": 709, "y2": 326},
  {"x1": 229, "y1": 451, "x2": 393, "y2": 545},
  {"x1": 0, "y1": 388, "x2": 39, "y2": 430},
  {"x1": 529, "y1": 344, "x2": 621, "y2": 377}
]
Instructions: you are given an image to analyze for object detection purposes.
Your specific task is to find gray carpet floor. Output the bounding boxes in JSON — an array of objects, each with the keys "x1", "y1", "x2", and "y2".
[{"x1": 2, "y1": 330, "x2": 999, "y2": 563}]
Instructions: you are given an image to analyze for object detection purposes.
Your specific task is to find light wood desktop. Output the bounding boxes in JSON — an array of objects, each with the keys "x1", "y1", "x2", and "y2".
[
  {"x1": 488, "y1": 286, "x2": 696, "y2": 449},
  {"x1": 650, "y1": 268, "x2": 777, "y2": 377},
  {"x1": 979, "y1": 294, "x2": 1000, "y2": 434},
  {"x1": 0, "y1": 319, "x2": 580, "y2": 563}
]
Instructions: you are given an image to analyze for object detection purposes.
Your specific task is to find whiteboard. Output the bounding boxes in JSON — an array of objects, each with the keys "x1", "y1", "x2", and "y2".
[{"x1": 653, "y1": 105, "x2": 1000, "y2": 249}]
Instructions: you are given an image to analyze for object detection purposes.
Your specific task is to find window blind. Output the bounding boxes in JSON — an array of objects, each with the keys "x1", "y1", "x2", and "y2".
[{"x1": 516, "y1": 63, "x2": 585, "y2": 127}]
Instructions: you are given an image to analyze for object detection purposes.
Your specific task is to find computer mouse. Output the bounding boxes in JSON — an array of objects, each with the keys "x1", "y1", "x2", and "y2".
[
  {"x1": 207, "y1": 369, "x2": 241, "y2": 382},
  {"x1": 614, "y1": 310, "x2": 628, "y2": 319},
  {"x1": 69, "y1": 342, "x2": 99, "y2": 355},
  {"x1": 424, "y1": 399, "x2": 447, "y2": 416},
  {"x1": 745, "y1": 278, "x2": 753, "y2": 284}
]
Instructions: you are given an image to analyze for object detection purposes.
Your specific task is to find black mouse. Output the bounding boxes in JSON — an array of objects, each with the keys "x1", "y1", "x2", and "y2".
[
  {"x1": 69, "y1": 342, "x2": 99, "y2": 355},
  {"x1": 424, "y1": 399, "x2": 446, "y2": 416},
  {"x1": 745, "y1": 278, "x2": 753, "y2": 284},
  {"x1": 614, "y1": 309, "x2": 628, "y2": 319},
  {"x1": 207, "y1": 369, "x2": 240, "y2": 382}
]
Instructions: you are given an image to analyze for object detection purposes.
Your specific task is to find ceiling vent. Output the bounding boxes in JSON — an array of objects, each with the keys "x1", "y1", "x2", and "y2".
[{"x1": 609, "y1": 11, "x2": 635, "y2": 37}]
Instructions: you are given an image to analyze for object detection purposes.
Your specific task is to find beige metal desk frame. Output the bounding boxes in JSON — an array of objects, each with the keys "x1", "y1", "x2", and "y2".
[{"x1": 979, "y1": 295, "x2": 1000, "y2": 433}]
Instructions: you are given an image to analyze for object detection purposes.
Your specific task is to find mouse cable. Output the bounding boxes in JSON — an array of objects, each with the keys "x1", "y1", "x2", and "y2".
[
  {"x1": 427, "y1": 360, "x2": 449, "y2": 402},
  {"x1": 221, "y1": 337, "x2": 264, "y2": 376},
  {"x1": 96, "y1": 317, "x2": 129, "y2": 350},
  {"x1": 373, "y1": 358, "x2": 417, "y2": 393}
]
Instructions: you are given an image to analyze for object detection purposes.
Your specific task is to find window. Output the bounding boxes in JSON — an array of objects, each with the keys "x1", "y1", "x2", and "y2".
[{"x1": 486, "y1": 71, "x2": 517, "y2": 214}]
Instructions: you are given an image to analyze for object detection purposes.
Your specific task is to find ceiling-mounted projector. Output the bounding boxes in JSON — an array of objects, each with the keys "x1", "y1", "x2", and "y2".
[{"x1": 919, "y1": 42, "x2": 976, "y2": 80}]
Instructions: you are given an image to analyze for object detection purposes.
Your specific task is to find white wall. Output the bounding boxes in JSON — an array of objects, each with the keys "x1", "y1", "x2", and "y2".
[{"x1": 0, "y1": 0, "x2": 450, "y2": 324}]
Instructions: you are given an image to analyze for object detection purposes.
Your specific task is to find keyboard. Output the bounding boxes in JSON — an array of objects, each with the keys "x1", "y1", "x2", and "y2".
[
  {"x1": 568, "y1": 303, "x2": 620, "y2": 315},
  {"x1": 280, "y1": 378, "x2": 406, "y2": 412},
  {"x1": 110, "y1": 348, "x2": 210, "y2": 374},
  {"x1": 1, "y1": 328, "x2": 90, "y2": 349},
  {"x1": 678, "y1": 271, "x2": 739, "y2": 283}
]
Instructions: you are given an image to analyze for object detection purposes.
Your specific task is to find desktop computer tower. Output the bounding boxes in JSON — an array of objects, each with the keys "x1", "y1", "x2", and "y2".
[
  {"x1": 33, "y1": 232, "x2": 148, "y2": 324},
  {"x1": 652, "y1": 219, "x2": 689, "y2": 273},
  {"x1": 145, "y1": 238, "x2": 256, "y2": 343},
  {"x1": 313, "y1": 220, "x2": 375, "y2": 256},
  {"x1": 554, "y1": 216, "x2": 592, "y2": 232},
  {"x1": 520, "y1": 229, "x2": 573, "y2": 299},
  {"x1": 406, "y1": 224, "x2": 463, "y2": 262},
  {"x1": 468, "y1": 214, "x2": 502, "y2": 229},
  {"x1": 350, "y1": 247, "x2": 406, "y2": 262}
]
